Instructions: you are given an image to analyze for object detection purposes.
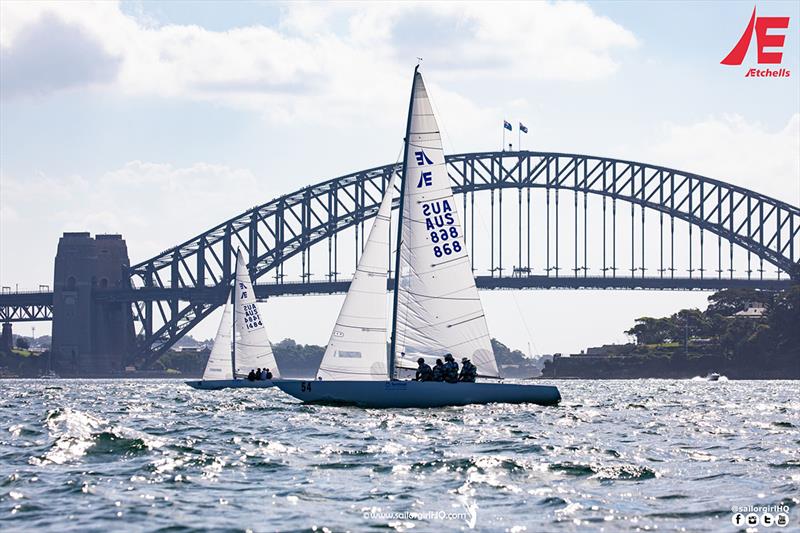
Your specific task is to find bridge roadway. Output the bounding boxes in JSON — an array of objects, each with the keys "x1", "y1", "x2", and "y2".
[{"x1": 1, "y1": 276, "x2": 793, "y2": 323}]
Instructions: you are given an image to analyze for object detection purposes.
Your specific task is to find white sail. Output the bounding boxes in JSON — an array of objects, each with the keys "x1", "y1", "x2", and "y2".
[
  {"x1": 393, "y1": 71, "x2": 500, "y2": 378},
  {"x1": 317, "y1": 174, "x2": 396, "y2": 380},
  {"x1": 202, "y1": 301, "x2": 234, "y2": 381},
  {"x1": 233, "y1": 250, "x2": 281, "y2": 378}
]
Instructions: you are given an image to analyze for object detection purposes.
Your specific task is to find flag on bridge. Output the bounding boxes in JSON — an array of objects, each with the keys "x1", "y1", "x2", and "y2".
[
  {"x1": 519, "y1": 123, "x2": 528, "y2": 134},
  {"x1": 503, "y1": 120, "x2": 513, "y2": 131}
]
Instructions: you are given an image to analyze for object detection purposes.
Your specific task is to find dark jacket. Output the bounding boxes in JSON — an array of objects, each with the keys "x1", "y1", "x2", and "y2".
[
  {"x1": 443, "y1": 361, "x2": 459, "y2": 383},
  {"x1": 459, "y1": 361, "x2": 477, "y2": 382},
  {"x1": 416, "y1": 363, "x2": 433, "y2": 381},
  {"x1": 432, "y1": 363, "x2": 445, "y2": 382}
]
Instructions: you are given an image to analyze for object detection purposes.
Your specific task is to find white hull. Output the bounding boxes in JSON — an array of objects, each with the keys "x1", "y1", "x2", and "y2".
[
  {"x1": 185, "y1": 379, "x2": 277, "y2": 390},
  {"x1": 276, "y1": 380, "x2": 561, "y2": 408}
]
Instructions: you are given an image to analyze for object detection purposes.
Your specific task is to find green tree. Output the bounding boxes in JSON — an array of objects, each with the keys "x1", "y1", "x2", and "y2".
[
  {"x1": 625, "y1": 317, "x2": 673, "y2": 345},
  {"x1": 15, "y1": 337, "x2": 29, "y2": 350},
  {"x1": 764, "y1": 285, "x2": 800, "y2": 355},
  {"x1": 706, "y1": 288, "x2": 774, "y2": 317}
]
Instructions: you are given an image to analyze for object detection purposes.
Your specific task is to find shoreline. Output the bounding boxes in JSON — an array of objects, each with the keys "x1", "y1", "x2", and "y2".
[{"x1": 1, "y1": 375, "x2": 797, "y2": 381}]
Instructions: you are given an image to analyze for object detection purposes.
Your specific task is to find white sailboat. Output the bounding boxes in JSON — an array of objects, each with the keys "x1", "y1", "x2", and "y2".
[
  {"x1": 186, "y1": 249, "x2": 281, "y2": 390},
  {"x1": 276, "y1": 67, "x2": 561, "y2": 407}
]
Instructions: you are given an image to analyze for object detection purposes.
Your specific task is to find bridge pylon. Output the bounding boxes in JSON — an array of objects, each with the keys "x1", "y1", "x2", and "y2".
[{"x1": 51, "y1": 232, "x2": 135, "y2": 374}]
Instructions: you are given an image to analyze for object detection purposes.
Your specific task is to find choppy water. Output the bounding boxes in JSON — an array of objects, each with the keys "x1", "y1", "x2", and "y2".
[{"x1": 1, "y1": 379, "x2": 798, "y2": 532}]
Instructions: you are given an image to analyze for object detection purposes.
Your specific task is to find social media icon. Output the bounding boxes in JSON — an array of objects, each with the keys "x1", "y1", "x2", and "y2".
[
  {"x1": 732, "y1": 513, "x2": 745, "y2": 526},
  {"x1": 747, "y1": 513, "x2": 759, "y2": 526},
  {"x1": 762, "y1": 512, "x2": 774, "y2": 527},
  {"x1": 775, "y1": 512, "x2": 789, "y2": 527}
]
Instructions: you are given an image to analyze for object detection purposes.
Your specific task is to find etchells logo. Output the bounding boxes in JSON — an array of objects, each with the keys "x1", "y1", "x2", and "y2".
[{"x1": 721, "y1": 6, "x2": 791, "y2": 77}]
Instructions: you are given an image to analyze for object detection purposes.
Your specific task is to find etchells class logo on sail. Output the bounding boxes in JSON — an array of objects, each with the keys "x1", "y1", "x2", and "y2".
[{"x1": 721, "y1": 6, "x2": 791, "y2": 77}]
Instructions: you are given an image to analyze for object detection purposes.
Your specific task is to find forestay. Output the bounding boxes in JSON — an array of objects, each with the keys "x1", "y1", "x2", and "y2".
[
  {"x1": 201, "y1": 302, "x2": 234, "y2": 381},
  {"x1": 233, "y1": 251, "x2": 281, "y2": 378},
  {"x1": 393, "y1": 72, "x2": 500, "y2": 378},
  {"x1": 316, "y1": 175, "x2": 396, "y2": 380}
]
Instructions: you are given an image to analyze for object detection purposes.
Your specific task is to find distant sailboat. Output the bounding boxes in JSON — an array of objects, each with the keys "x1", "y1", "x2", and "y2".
[
  {"x1": 186, "y1": 250, "x2": 281, "y2": 390},
  {"x1": 276, "y1": 67, "x2": 561, "y2": 407}
]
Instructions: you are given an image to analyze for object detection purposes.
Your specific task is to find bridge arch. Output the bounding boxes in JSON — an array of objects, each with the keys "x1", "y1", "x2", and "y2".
[{"x1": 127, "y1": 151, "x2": 799, "y2": 363}]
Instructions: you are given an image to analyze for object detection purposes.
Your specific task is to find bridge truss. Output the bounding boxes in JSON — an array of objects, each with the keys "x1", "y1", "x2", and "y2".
[{"x1": 1, "y1": 151, "x2": 798, "y2": 366}]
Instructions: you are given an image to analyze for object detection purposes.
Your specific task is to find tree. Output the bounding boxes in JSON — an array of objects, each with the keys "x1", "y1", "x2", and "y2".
[
  {"x1": 625, "y1": 317, "x2": 673, "y2": 345},
  {"x1": 764, "y1": 285, "x2": 800, "y2": 356},
  {"x1": 491, "y1": 338, "x2": 530, "y2": 365},
  {"x1": 707, "y1": 288, "x2": 774, "y2": 317},
  {"x1": 15, "y1": 337, "x2": 29, "y2": 349}
]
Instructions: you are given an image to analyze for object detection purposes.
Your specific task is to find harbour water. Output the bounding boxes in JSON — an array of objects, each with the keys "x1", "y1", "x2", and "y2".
[{"x1": 1, "y1": 379, "x2": 797, "y2": 531}]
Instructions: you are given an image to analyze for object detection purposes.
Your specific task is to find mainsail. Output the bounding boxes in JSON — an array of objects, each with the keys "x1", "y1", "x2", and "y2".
[
  {"x1": 316, "y1": 174, "x2": 396, "y2": 380},
  {"x1": 392, "y1": 70, "x2": 500, "y2": 378},
  {"x1": 233, "y1": 250, "x2": 281, "y2": 378},
  {"x1": 201, "y1": 301, "x2": 234, "y2": 381}
]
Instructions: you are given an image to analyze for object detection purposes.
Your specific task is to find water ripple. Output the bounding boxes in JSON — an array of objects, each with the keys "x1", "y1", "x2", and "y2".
[{"x1": 0, "y1": 379, "x2": 797, "y2": 530}]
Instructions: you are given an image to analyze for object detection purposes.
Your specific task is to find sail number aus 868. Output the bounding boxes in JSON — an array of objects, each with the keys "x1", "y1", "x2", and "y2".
[
  {"x1": 433, "y1": 241, "x2": 462, "y2": 257},
  {"x1": 422, "y1": 199, "x2": 462, "y2": 258}
]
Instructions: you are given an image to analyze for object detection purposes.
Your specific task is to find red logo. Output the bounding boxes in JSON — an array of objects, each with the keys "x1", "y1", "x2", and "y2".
[{"x1": 721, "y1": 6, "x2": 790, "y2": 77}]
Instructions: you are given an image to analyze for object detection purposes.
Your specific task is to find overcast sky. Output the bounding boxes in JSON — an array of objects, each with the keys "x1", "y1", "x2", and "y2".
[{"x1": 1, "y1": 1, "x2": 798, "y2": 354}]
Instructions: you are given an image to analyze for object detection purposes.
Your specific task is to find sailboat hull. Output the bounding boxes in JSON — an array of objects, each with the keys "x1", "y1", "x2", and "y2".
[
  {"x1": 185, "y1": 379, "x2": 277, "y2": 390},
  {"x1": 275, "y1": 380, "x2": 561, "y2": 408}
]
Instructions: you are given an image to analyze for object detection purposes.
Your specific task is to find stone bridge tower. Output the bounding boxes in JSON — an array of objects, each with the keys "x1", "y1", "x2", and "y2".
[{"x1": 52, "y1": 232, "x2": 135, "y2": 374}]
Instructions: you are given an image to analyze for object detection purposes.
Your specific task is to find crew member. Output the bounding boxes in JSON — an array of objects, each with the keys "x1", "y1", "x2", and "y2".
[
  {"x1": 415, "y1": 358, "x2": 433, "y2": 381},
  {"x1": 459, "y1": 357, "x2": 477, "y2": 382},
  {"x1": 443, "y1": 354, "x2": 459, "y2": 383},
  {"x1": 432, "y1": 359, "x2": 445, "y2": 382}
]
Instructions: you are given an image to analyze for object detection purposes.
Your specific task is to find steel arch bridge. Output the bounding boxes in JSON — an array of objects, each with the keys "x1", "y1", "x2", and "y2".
[
  {"x1": 3, "y1": 151, "x2": 796, "y2": 365},
  {"x1": 112, "y1": 150, "x2": 799, "y2": 366}
]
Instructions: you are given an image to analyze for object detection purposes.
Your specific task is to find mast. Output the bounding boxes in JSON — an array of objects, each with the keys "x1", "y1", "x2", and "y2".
[
  {"x1": 388, "y1": 65, "x2": 419, "y2": 380},
  {"x1": 231, "y1": 249, "x2": 238, "y2": 379}
]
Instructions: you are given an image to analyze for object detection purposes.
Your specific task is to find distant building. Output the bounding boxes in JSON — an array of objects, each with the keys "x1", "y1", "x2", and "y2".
[
  {"x1": 733, "y1": 301, "x2": 767, "y2": 319},
  {"x1": 173, "y1": 346, "x2": 208, "y2": 353},
  {"x1": 582, "y1": 344, "x2": 633, "y2": 356}
]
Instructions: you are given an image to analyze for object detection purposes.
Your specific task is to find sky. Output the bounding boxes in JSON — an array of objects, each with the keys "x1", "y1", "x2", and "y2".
[{"x1": 1, "y1": 1, "x2": 799, "y2": 355}]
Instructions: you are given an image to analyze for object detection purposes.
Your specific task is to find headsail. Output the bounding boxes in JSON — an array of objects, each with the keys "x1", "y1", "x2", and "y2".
[
  {"x1": 202, "y1": 301, "x2": 234, "y2": 381},
  {"x1": 316, "y1": 174, "x2": 396, "y2": 380},
  {"x1": 392, "y1": 70, "x2": 500, "y2": 378},
  {"x1": 233, "y1": 250, "x2": 281, "y2": 378}
]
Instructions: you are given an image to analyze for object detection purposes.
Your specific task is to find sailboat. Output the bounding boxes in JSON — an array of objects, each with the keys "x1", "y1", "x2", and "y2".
[
  {"x1": 276, "y1": 67, "x2": 561, "y2": 408},
  {"x1": 186, "y1": 250, "x2": 282, "y2": 390}
]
